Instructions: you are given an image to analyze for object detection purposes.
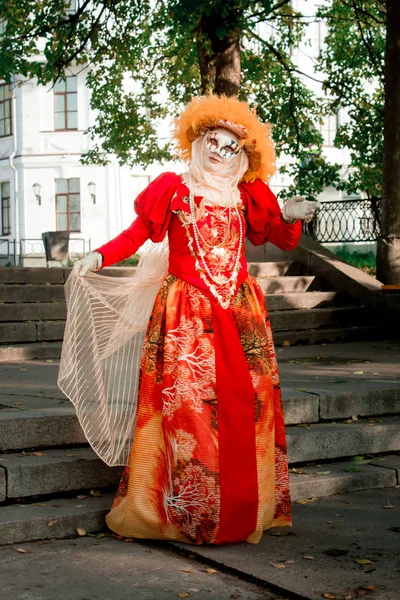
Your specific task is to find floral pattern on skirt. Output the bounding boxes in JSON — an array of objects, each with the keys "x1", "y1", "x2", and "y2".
[{"x1": 105, "y1": 274, "x2": 292, "y2": 545}]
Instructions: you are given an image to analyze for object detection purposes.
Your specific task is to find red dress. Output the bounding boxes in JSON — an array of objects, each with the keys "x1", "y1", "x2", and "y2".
[{"x1": 95, "y1": 172, "x2": 301, "y2": 545}]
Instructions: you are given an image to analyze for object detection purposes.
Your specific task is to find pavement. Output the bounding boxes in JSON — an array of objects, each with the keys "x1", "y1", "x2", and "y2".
[
  {"x1": 0, "y1": 487, "x2": 398, "y2": 600},
  {"x1": 0, "y1": 340, "x2": 399, "y2": 411},
  {"x1": 0, "y1": 339, "x2": 399, "y2": 600},
  {"x1": 0, "y1": 536, "x2": 288, "y2": 600}
]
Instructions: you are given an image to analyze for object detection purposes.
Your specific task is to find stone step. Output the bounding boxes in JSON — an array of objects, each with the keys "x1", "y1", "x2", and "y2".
[
  {"x1": 0, "y1": 322, "x2": 36, "y2": 344},
  {"x1": 0, "y1": 447, "x2": 122, "y2": 499},
  {"x1": 1, "y1": 302, "x2": 67, "y2": 322},
  {"x1": 0, "y1": 342, "x2": 63, "y2": 361},
  {"x1": 266, "y1": 291, "x2": 348, "y2": 311},
  {"x1": 0, "y1": 409, "x2": 86, "y2": 452},
  {"x1": 0, "y1": 268, "x2": 65, "y2": 284},
  {"x1": 270, "y1": 306, "x2": 369, "y2": 331},
  {"x1": 1, "y1": 387, "x2": 399, "y2": 452},
  {"x1": 0, "y1": 493, "x2": 112, "y2": 545},
  {"x1": 273, "y1": 325, "x2": 382, "y2": 345},
  {"x1": 0, "y1": 291, "x2": 348, "y2": 320},
  {"x1": 287, "y1": 415, "x2": 400, "y2": 463},
  {"x1": 247, "y1": 262, "x2": 303, "y2": 277},
  {"x1": 289, "y1": 457, "x2": 398, "y2": 501},
  {"x1": 0, "y1": 321, "x2": 66, "y2": 343},
  {"x1": 0, "y1": 284, "x2": 65, "y2": 303},
  {"x1": 256, "y1": 275, "x2": 325, "y2": 294},
  {"x1": 0, "y1": 419, "x2": 398, "y2": 502},
  {"x1": 0, "y1": 458, "x2": 398, "y2": 545}
]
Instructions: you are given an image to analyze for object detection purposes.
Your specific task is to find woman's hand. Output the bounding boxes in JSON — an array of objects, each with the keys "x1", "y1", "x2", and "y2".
[
  {"x1": 74, "y1": 252, "x2": 103, "y2": 277},
  {"x1": 282, "y1": 196, "x2": 321, "y2": 223}
]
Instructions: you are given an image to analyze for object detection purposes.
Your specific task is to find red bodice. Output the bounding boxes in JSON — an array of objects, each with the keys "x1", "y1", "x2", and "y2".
[{"x1": 95, "y1": 172, "x2": 302, "y2": 306}]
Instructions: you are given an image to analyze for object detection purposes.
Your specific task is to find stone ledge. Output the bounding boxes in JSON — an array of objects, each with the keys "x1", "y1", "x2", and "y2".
[
  {"x1": 0, "y1": 493, "x2": 112, "y2": 545},
  {"x1": 1, "y1": 447, "x2": 122, "y2": 498},
  {"x1": 287, "y1": 415, "x2": 400, "y2": 463}
]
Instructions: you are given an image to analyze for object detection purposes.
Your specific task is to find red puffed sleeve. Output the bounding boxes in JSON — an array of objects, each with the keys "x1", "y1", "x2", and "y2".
[
  {"x1": 94, "y1": 172, "x2": 182, "y2": 268},
  {"x1": 239, "y1": 179, "x2": 302, "y2": 251}
]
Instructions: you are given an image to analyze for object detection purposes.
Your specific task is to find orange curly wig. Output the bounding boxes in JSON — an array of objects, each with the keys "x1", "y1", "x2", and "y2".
[{"x1": 173, "y1": 94, "x2": 276, "y2": 183}]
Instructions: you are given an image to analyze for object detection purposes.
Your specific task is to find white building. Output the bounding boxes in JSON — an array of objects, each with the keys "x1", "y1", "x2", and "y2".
[
  {"x1": 0, "y1": 1, "x2": 361, "y2": 266},
  {"x1": 0, "y1": 66, "x2": 162, "y2": 265}
]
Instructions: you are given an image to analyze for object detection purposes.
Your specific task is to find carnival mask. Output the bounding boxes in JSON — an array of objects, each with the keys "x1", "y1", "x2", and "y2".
[{"x1": 204, "y1": 130, "x2": 242, "y2": 159}]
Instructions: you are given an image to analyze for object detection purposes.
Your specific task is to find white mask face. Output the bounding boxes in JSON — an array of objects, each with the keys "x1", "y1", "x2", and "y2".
[{"x1": 203, "y1": 127, "x2": 242, "y2": 174}]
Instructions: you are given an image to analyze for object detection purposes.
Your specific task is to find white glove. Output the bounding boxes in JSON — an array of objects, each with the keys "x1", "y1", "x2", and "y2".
[
  {"x1": 75, "y1": 252, "x2": 102, "y2": 277},
  {"x1": 282, "y1": 196, "x2": 321, "y2": 223}
]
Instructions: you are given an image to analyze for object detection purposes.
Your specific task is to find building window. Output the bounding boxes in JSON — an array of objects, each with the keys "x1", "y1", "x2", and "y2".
[
  {"x1": 1, "y1": 182, "x2": 11, "y2": 235},
  {"x1": 0, "y1": 19, "x2": 6, "y2": 38},
  {"x1": 65, "y1": 0, "x2": 77, "y2": 14},
  {"x1": 55, "y1": 178, "x2": 81, "y2": 231},
  {"x1": 54, "y1": 76, "x2": 78, "y2": 131},
  {"x1": 320, "y1": 114, "x2": 337, "y2": 147},
  {"x1": 0, "y1": 83, "x2": 12, "y2": 138}
]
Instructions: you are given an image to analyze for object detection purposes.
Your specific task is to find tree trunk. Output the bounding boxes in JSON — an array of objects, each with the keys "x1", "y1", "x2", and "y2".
[
  {"x1": 196, "y1": 39, "x2": 216, "y2": 95},
  {"x1": 213, "y1": 34, "x2": 241, "y2": 97},
  {"x1": 196, "y1": 4, "x2": 242, "y2": 98},
  {"x1": 376, "y1": 0, "x2": 400, "y2": 283}
]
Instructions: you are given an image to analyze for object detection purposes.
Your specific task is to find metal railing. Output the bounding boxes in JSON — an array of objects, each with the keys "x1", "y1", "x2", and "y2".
[
  {"x1": 303, "y1": 198, "x2": 381, "y2": 243},
  {"x1": 0, "y1": 237, "x2": 91, "y2": 265},
  {"x1": 19, "y1": 237, "x2": 91, "y2": 261}
]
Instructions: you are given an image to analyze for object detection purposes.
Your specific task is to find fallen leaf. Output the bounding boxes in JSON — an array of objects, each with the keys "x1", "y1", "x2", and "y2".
[
  {"x1": 90, "y1": 490, "x2": 101, "y2": 497},
  {"x1": 351, "y1": 415, "x2": 359, "y2": 421},
  {"x1": 282, "y1": 340, "x2": 291, "y2": 347},
  {"x1": 344, "y1": 419, "x2": 354, "y2": 424},
  {"x1": 188, "y1": 590, "x2": 200, "y2": 593},
  {"x1": 15, "y1": 402, "x2": 24, "y2": 405},
  {"x1": 35, "y1": 393, "x2": 42, "y2": 397},
  {"x1": 47, "y1": 520, "x2": 57, "y2": 527},
  {"x1": 362, "y1": 585, "x2": 375, "y2": 591},
  {"x1": 296, "y1": 387, "x2": 308, "y2": 391},
  {"x1": 33, "y1": 452, "x2": 46, "y2": 457},
  {"x1": 75, "y1": 504, "x2": 87, "y2": 508},
  {"x1": 303, "y1": 555, "x2": 314, "y2": 560},
  {"x1": 292, "y1": 467, "x2": 311, "y2": 474},
  {"x1": 46, "y1": 359, "x2": 54, "y2": 363},
  {"x1": 352, "y1": 371, "x2": 364, "y2": 375},
  {"x1": 204, "y1": 568, "x2": 217, "y2": 574},
  {"x1": 296, "y1": 497, "x2": 319, "y2": 504},
  {"x1": 76, "y1": 495, "x2": 87, "y2": 500},
  {"x1": 32, "y1": 503, "x2": 47, "y2": 507},
  {"x1": 66, "y1": 453, "x2": 76, "y2": 457},
  {"x1": 16, "y1": 548, "x2": 31, "y2": 553},
  {"x1": 384, "y1": 500, "x2": 396, "y2": 509},
  {"x1": 322, "y1": 594, "x2": 337, "y2": 599},
  {"x1": 19, "y1": 367, "x2": 27, "y2": 371},
  {"x1": 344, "y1": 467, "x2": 363, "y2": 472},
  {"x1": 123, "y1": 538, "x2": 135, "y2": 543},
  {"x1": 76, "y1": 528, "x2": 86, "y2": 536},
  {"x1": 269, "y1": 562, "x2": 286, "y2": 569},
  {"x1": 316, "y1": 471, "x2": 331, "y2": 475},
  {"x1": 180, "y1": 569, "x2": 196, "y2": 573},
  {"x1": 177, "y1": 593, "x2": 189, "y2": 599},
  {"x1": 355, "y1": 558, "x2": 374, "y2": 565},
  {"x1": 285, "y1": 560, "x2": 296, "y2": 564}
]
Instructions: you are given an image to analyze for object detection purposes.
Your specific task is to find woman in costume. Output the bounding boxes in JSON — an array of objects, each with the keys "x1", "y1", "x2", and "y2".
[{"x1": 58, "y1": 94, "x2": 319, "y2": 545}]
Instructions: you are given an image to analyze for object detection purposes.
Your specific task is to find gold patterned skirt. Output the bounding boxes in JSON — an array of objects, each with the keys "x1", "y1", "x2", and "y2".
[{"x1": 105, "y1": 274, "x2": 292, "y2": 544}]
